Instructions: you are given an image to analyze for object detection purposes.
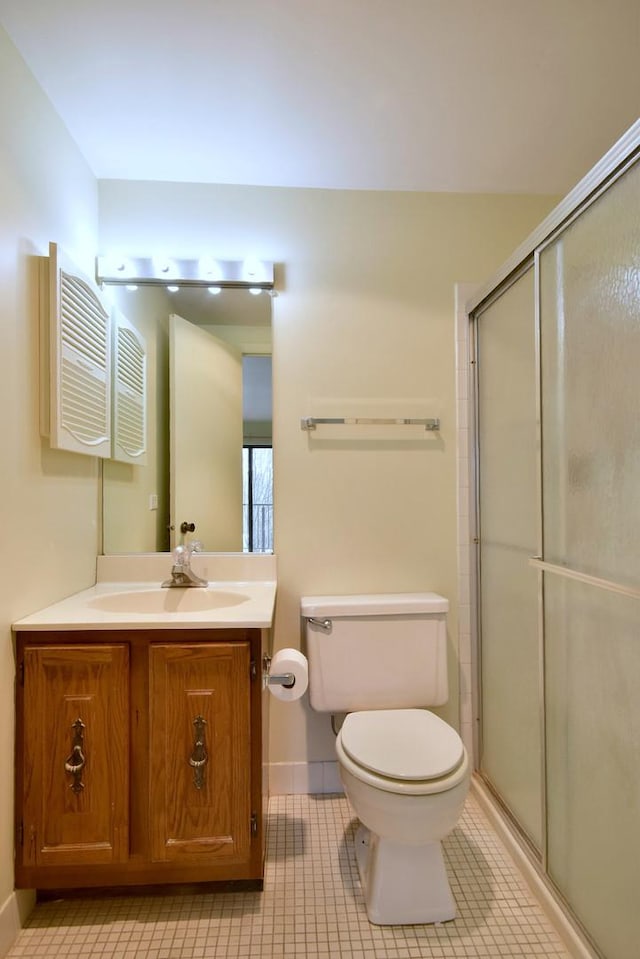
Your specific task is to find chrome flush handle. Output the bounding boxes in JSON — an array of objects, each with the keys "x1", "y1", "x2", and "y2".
[{"x1": 307, "y1": 617, "x2": 332, "y2": 631}]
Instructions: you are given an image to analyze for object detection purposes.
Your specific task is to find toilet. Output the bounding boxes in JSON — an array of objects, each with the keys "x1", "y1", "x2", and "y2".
[{"x1": 302, "y1": 592, "x2": 470, "y2": 926}]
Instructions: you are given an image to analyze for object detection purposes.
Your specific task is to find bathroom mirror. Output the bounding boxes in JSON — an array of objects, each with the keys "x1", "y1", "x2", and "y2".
[{"x1": 102, "y1": 284, "x2": 272, "y2": 554}]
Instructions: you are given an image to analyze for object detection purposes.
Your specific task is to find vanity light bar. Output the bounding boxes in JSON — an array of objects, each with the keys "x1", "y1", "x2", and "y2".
[{"x1": 96, "y1": 256, "x2": 274, "y2": 290}]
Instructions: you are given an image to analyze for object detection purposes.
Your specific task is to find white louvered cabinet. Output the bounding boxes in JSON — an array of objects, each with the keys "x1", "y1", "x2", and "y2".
[
  {"x1": 111, "y1": 309, "x2": 147, "y2": 465},
  {"x1": 48, "y1": 242, "x2": 112, "y2": 457},
  {"x1": 44, "y1": 243, "x2": 147, "y2": 463}
]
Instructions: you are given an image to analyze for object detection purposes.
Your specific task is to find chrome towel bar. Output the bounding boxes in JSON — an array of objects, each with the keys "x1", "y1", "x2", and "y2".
[{"x1": 300, "y1": 416, "x2": 440, "y2": 431}]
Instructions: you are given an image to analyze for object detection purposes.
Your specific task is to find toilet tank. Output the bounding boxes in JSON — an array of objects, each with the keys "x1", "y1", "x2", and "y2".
[{"x1": 301, "y1": 593, "x2": 449, "y2": 713}]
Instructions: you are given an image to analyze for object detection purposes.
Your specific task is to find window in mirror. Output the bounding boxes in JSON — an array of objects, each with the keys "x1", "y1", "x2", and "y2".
[{"x1": 243, "y1": 446, "x2": 273, "y2": 552}]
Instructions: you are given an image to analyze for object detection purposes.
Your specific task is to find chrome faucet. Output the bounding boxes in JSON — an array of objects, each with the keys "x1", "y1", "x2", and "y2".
[{"x1": 162, "y1": 527, "x2": 208, "y2": 588}]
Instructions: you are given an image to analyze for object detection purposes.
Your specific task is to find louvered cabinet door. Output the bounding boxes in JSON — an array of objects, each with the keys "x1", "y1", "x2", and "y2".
[
  {"x1": 48, "y1": 243, "x2": 112, "y2": 457},
  {"x1": 149, "y1": 643, "x2": 252, "y2": 865},
  {"x1": 112, "y1": 307, "x2": 147, "y2": 464},
  {"x1": 19, "y1": 645, "x2": 129, "y2": 868}
]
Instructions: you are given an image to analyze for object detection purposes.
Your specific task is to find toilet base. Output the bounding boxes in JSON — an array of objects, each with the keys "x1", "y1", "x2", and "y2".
[{"x1": 354, "y1": 824, "x2": 456, "y2": 925}]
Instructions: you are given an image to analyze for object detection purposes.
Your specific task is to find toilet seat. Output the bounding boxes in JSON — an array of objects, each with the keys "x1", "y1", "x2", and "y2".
[
  {"x1": 341, "y1": 709, "x2": 464, "y2": 780},
  {"x1": 336, "y1": 709, "x2": 468, "y2": 796}
]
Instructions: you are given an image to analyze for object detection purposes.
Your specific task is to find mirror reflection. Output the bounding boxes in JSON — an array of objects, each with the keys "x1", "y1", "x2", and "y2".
[{"x1": 102, "y1": 284, "x2": 272, "y2": 554}]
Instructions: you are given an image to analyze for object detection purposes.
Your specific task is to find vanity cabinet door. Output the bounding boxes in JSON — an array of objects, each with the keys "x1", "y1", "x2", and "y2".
[
  {"x1": 19, "y1": 645, "x2": 129, "y2": 868},
  {"x1": 148, "y1": 642, "x2": 252, "y2": 865}
]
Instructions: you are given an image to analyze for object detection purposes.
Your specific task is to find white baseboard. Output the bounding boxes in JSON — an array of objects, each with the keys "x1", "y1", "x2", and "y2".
[
  {"x1": 0, "y1": 889, "x2": 35, "y2": 958},
  {"x1": 471, "y1": 778, "x2": 599, "y2": 959},
  {"x1": 268, "y1": 761, "x2": 344, "y2": 795}
]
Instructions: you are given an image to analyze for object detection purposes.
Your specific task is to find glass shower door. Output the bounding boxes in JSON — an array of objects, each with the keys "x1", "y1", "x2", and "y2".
[
  {"x1": 539, "y1": 155, "x2": 640, "y2": 959},
  {"x1": 476, "y1": 266, "x2": 543, "y2": 851}
]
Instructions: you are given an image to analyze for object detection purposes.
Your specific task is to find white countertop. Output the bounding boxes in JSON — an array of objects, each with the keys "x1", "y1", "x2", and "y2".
[{"x1": 13, "y1": 553, "x2": 277, "y2": 631}]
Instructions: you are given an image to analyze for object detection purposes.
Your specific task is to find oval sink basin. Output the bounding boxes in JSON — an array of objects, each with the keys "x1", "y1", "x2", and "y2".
[{"x1": 89, "y1": 589, "x2": 249, "y2": 614}]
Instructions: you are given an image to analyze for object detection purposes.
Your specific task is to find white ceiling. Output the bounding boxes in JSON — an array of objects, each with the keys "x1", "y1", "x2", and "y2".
[{"x1": 1, "y1": 0, "x2": 638, "y2": 194}]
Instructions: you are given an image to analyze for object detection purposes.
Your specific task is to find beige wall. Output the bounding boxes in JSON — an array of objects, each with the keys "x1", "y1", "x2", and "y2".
[
  {"x1": 98, "y1": 182, "x2": 558, "y2": 766},
  {"x1": 0, "y1": 26, "x2": 100, "y2": 942}
]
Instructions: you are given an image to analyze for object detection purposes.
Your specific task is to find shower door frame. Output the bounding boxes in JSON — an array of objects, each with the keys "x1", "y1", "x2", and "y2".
[
  {"x1": 470, "y1": 255, "x2": 546, "y2": 861},
  {"x1": 465, "y1": 120, "x2": 640, "y2": 922}
]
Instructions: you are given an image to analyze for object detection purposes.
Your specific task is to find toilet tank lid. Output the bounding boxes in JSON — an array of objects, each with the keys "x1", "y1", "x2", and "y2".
[{"x1": 300, "y1": 592, "x2": 448, "y2": 617}]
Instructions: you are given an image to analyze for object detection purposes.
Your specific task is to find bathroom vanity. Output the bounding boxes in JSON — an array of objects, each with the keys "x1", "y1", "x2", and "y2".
[{"x1": 12, "y1": 555, "x2": 276, "y2": 893}]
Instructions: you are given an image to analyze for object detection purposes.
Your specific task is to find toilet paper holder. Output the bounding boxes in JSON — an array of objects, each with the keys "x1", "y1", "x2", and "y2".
[{"x1": 263, "y1": 654, "x2": 296, "y2": 689}]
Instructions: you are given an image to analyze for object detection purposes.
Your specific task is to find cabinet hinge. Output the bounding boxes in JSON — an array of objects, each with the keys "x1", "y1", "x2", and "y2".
[
  {"x1": 17, "y1": 821, "x2": 24, "y2": 847},
  {"x1": 250, "y1": 660, "x2": 257, "y2": 681},
  {"x1": 250, "y1": 812, "x2": 258, "y2": 837},
  {"x1": 18, "y1": 661, "x2": 24, "y2": 686}
]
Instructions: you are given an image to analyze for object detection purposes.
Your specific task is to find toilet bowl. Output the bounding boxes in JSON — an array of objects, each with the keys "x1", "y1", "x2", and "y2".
[
  {"x1": 302, "y1": 592, "x2": 469, "y2": 925},
  {"x1": 336, "y1": 708, "x2": 470, "y2": 924}
]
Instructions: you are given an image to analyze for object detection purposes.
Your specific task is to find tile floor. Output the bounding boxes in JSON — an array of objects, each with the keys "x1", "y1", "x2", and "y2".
[{"x1": 7, "y1": 792, "x2": 571, "y2": 958}]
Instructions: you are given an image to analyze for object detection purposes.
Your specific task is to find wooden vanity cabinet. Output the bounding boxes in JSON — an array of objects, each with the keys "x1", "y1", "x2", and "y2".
[
  {"x1": 19, "y1": 644, "x2": 130, "y2": 870},
  {"x1": 14, "y1": 628, "x2": 269, "y2": 892},
  {"x1": 148, "y1": 642, "x2": 252, "y2": 866}
]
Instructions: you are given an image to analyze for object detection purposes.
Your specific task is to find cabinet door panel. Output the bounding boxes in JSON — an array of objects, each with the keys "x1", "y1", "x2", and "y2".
[
  {"x1": 149, "y1": 643, "x2": 251, "y2": 864},
  {"x1": 21, "y1": 645, "x2": 129, "y2": 867}
]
